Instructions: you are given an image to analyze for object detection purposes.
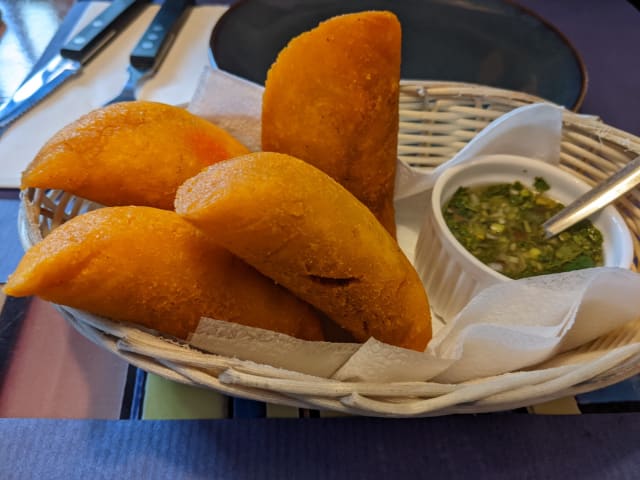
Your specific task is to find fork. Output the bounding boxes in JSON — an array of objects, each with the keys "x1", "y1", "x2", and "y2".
[{"x1": 105, "y1": 0, "x2": 193, "y2": 106}]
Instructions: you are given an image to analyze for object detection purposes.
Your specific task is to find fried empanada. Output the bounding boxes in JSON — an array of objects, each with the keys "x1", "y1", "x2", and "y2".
[
  {"x1": 262, "y1": 11, "x2": 401, "y2": 236},
  {"x1": 175, "y1": 152, "x2": 431, "y2": 351},
  {"x1": 22, "y1": 101, "x2": 250, "y2": 209},
  {"x1": 3, "y1": 206, "x2": 324, "y2": 341}
]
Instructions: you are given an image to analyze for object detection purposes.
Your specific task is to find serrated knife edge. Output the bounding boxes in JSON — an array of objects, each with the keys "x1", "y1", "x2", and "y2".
[{"x1": 0, "y1": 0, "x2": 148, "y2": 137}]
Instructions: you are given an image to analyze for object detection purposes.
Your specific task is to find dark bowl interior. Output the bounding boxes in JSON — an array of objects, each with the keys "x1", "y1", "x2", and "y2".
[{"x1": 210, "y1": 0, "x2": 586, "y2": 109}]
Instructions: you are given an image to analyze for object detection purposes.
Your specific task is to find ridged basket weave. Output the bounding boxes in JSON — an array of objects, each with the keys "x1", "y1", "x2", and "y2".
[{"x1": 18, "y1": 81, "x2": 640, "y2": 417}]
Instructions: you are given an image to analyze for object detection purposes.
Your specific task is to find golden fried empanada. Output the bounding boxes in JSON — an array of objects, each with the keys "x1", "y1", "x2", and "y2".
[
  {"x1": 175, "y1": 152, "x2": 431, "y2": 351},
  {"x1": 262, "y1": 11, "x2": 401, "y2": 236},
  {"x1": 4, "y1": 206, "x2": 324, "y2": 341},
  {"x1": 22, "y1": 101, "x2": 250, "y2": 209}
]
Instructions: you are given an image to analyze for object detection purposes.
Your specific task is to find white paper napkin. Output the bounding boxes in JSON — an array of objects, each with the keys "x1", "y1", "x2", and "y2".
[
  {"x1": 429, "y1": 268, "x2": 640, "y2": 382},
  {"x1": 189, "y1": 68, "x2": 263, "y2": 152},
  {"x1": 0, "y1": 2, "x2": 228, "y2": 188},
  {"x1": 184, "y1": 68, "x2": 640, "y2": 384},
  {"x1": 190, "y1": 266, "x2": 640, "y2": 384},
  {"x1": 394, "y1": 102, "x2": 563, "y2": 199}
]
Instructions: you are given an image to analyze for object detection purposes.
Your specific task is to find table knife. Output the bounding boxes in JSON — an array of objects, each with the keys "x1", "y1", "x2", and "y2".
[
  {"x1": 105, "y1": 0, "x2": 194, "y2": 105},
  {"x1": 0, "y1": 0, "x2": 149, "y2": 137}
]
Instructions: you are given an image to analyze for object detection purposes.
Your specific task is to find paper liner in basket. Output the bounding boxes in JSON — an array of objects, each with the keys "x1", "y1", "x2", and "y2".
[
  {"x1": 188, "y1": 268, "x2": 640, "y2": 384},
  {"x1": 186, "y1": 68, "x2": 640, "y2": 384}
]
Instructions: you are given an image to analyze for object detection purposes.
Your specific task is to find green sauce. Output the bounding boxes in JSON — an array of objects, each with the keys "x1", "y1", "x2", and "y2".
[{"x1": 443, "y1": 178, "x2": 604, "y2": 279}]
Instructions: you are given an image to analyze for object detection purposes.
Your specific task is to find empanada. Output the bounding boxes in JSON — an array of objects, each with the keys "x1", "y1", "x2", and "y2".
[
  {"x1": 262, "y1": 11, "x2": 401, "y2": 236},
  {"x1": 22, "y1": 101, "x2": 250, "y2": 209},
  {"x1": 4, "y1": 206, "x2": 325, "y2": 341},
  {"x1": 175, "y1": 152, "x2": 431, "y2": 351}
]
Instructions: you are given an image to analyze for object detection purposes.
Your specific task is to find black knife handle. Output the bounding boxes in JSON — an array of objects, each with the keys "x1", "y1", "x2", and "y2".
[
  {"x1": 130, "y1": 0, "x2": 194, "y2": 72},
  {"x1": 60, "y1": 0, "x2": 149, "y2": 64}
]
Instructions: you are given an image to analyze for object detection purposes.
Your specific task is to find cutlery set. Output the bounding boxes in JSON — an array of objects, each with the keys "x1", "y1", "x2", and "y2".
[{"x1": 0, "y1": 0, "x2": 193, "y2": 137}]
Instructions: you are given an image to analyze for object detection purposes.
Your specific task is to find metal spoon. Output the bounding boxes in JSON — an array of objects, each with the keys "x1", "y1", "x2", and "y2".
[{"x1": 543, "y1": 155, "x2": 640, "y2": 238}]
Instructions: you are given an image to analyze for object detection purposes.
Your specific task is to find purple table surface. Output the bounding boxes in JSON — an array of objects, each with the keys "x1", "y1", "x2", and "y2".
[
  {"x1": 0, "y1": 415, "x2": 638, "y2": 479},
  {"x1": 517, "y1": 0, "x2": 640, "y2": 136}
]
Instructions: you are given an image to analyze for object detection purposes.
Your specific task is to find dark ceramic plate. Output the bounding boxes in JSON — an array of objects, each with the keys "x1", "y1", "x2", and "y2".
[{"x1": 210, "y1": 0, "x2": 586, "y2": 109}]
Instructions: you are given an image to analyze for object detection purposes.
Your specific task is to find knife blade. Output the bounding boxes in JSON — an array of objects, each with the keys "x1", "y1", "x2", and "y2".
[
  {"x1": 0, "y1": 0, "x2": 149, "y2": 137},
  {"x1": 105, "y1": 0, "x2": 194, "y2": 105}
]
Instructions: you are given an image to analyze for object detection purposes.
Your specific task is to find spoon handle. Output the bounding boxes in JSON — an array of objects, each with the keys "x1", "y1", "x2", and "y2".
[{"x1": 543, "y1": 155, "x2": 640, "y2": 238}]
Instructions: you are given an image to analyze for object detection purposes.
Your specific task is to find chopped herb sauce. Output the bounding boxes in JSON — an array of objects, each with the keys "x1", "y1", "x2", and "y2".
[{"x1": 443, "y1": 177, "x2": 603, "y2": 279}]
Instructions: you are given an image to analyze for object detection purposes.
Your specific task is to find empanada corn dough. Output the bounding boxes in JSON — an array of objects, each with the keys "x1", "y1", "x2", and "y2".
[
  {"x1": 262, "y1": 11, "x2": 401, "y2": 236},
  {"x1": 175, "y1": 152, "x2": 431, "y2": 351},
  {"x1": 3, "y1": 206, "x2": 324, "y2": 341},
  {"x1": 22, "y1": 101, "x2": 250, "y2": 209}
]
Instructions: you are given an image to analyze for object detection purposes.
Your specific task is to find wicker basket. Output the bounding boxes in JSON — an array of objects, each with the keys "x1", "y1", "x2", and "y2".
[{"x1": 18, "y1": 81, "x2": 640, "y2": 417}]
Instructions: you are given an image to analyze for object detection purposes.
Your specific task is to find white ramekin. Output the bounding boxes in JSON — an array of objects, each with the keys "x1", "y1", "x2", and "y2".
[{"x1": 414, "y1": 154, "x2": 634, "y2": 322}]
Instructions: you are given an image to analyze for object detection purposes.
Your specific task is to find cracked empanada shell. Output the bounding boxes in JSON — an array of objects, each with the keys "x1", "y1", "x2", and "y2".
[{"x1": 175, "y1": 152, "x2": 431, "y2": 351}]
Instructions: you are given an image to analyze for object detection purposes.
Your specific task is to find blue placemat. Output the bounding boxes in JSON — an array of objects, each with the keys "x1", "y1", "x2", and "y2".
[{"x1": 0, "y1": 194, "x2": 22, "y2": 284}]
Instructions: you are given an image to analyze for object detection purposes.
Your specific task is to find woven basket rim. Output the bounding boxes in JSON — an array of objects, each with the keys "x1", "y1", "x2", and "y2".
[{"x1": 401, "y1": 79, "x2": 640, "y2": 146}]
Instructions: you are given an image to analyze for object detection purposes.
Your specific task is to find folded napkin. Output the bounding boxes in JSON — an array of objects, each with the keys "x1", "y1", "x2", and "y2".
[
  {"x1": 189, "y1": 268, "x2": 640, "y2": 383},
  {"x1": 394, "y1": 102, "x2": 563, "y2": 199},
  {"x1": 184, "y1": 68, "x2": 640, "y2": 384},
  {"x1": 0, "y1": 2, "x2": 228, "y2": 188}
]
